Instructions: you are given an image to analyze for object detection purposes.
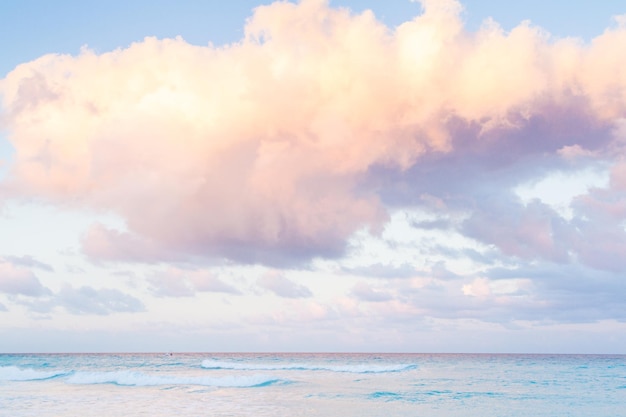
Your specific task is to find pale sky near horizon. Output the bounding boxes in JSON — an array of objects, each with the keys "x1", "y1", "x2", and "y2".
[{"x1": 1, "y1": 0, "x2": 626, "y2": 353}]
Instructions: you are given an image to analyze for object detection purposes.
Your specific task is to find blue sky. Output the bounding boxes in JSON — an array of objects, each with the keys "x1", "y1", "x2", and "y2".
[
  {"x1": 1, "y1": 0, "x2": 626, "y2": 353},
  {"x1": 0, "y1": 0, "x2": 621, "y2": 77}
]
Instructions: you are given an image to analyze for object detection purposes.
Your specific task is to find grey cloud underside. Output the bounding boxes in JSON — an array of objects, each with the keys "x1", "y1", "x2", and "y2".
[
  {"x1": 367, "y1": 107, "x2": 621, "y2": 268},
  {"x1": 372, "y1": 108, "x2": 611, "y2": 209},
  {"x1": 82, "y1": 223, "x2": 348, "y2": 268},
  {"x1": 81, "y1": 106, "x2": 614, "y2": 267}
]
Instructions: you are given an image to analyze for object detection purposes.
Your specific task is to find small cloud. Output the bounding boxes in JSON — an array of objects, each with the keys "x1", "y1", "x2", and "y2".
[
  {"x1": 557, "y1": 144, "x2": 595, "y2": 160},
  {"x1": 190, "y1": 273, "x2": 241, "y2": 295},
  {"x1": 612, "y1": 14, "x2": 626, "y2": 28},
  {"x1": 2, "y1": 255, "x2": 54, "y2": 272},
  {"x1": 56, "y1": 285, "x2": 145, "y2": 315},
  {"x1": 0, "y1": 302, "x2": 7, "y2": 312},
  {"x1": 257, "y1": 272, "x2": 312, "y2": 299},
  {"x1": 462, "y1": 277, "x2": 491, "y2": 297},
  {"x1": 0, "y1": 261, "x2": 51, "y2": 297},
  {"x1": 149, "y1": 267, "x2": 241, "y2": 297},
  {"x1": 149, "y1": 272, "x2": 194, "y2": 297}
]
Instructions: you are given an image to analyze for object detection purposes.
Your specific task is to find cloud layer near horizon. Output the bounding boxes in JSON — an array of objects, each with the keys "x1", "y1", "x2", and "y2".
[{"x1": 1, "y1": 0, "x2": 626, "y2": 266}]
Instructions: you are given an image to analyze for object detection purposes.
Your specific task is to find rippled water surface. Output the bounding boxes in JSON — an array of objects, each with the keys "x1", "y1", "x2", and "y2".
[{"x1": 1, "y1": 353, "x2": 624, "y2": 416}]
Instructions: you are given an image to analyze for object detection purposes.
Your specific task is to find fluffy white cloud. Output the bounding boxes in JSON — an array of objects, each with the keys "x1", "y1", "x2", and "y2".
[{"x1": 1, "y1": 0, "x2": 625, "y2": 267}]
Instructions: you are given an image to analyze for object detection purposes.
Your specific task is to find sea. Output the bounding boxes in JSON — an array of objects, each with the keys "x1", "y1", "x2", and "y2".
[{"x1": 0, "y1": 353, "x2": 624, "y2": 417}]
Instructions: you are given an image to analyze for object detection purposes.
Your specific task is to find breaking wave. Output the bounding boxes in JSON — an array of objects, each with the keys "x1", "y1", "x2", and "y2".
[
  {"x1": 0, "y1": 366, "x2": 69, "y2": 381},
  {"x1": 66, "y1": 370, "x2": 281, "y2": 387},
  {"x1": 200, "y1": 360, "x2": 417, "y2": 373}
]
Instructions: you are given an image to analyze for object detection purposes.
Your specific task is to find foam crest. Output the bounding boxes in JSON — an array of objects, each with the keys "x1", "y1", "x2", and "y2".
[
  {"x1": 201, "y1": 360, "x2": 417, "y2": 373},
  {"x1": 0, "y1": 366, "x2": 68, "y2": 381},
  {"x1": 66, "y1": 370, "x2": 280, "y2": 387}
]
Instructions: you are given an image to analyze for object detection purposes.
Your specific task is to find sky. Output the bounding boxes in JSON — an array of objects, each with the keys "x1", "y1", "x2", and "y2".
[{"x1": 1, "y1": 0, "x2": 626, "y2": 353}]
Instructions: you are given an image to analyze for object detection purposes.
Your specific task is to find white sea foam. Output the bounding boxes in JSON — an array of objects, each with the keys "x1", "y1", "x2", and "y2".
[
  {"x1": 2, "y1": 353, "x2": 625, "y2": 417},
  {"x1": 0, "y1": 366, "x2": 67, "y2": 381},
  {"x1": 66, "y1": 370, "x2": 280, "y2": 387},
  {"x1": 200, "y1": 360, "x2": 417, "y2": 373}
]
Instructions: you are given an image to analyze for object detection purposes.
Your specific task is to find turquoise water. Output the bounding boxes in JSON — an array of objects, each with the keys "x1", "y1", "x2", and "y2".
[{"x1": 1, "y1": 353, "x2": 624, "y2": 416}]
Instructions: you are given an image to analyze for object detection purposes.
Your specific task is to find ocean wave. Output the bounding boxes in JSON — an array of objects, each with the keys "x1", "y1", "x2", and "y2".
[
  {"x1": 369, "y1": 391, "x2": 402, "y2": 400},
  {"x1": 0, "y1": 366, "x2": 68, "y2": 381},
  {"x1": 66, "y1": 370, "x2": 281, "y2": 387},
  {"x1": 200, "y1": 360, "x2": 417, "y2": 373}
]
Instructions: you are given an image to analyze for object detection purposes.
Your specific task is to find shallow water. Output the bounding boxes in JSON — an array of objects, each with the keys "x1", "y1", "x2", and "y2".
[{"x1": 1, "y1": 353, "x2": 624, "y2": 416}]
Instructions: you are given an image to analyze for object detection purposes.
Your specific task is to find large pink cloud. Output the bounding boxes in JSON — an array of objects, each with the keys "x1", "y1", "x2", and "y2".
[{"x1": 1, "y1": 0, "x2": 626, "y2": 264}]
